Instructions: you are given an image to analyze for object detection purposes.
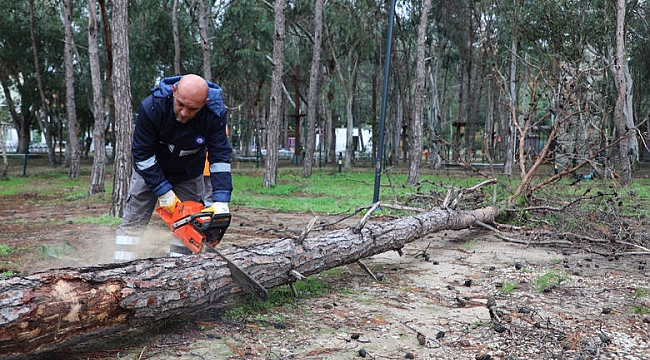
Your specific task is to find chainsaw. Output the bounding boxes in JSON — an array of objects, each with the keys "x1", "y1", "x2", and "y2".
[{"x1": 156, "y1": 201, "x2": 268, "y2": 301}]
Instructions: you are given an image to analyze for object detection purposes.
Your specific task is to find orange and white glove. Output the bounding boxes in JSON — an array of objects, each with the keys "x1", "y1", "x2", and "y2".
[
  {"x1": 158, "y1": 190, "x2": 181, "y2": 213},
  {"x1": 202, "y1": 202, "x2": 230, "y2": 214}
]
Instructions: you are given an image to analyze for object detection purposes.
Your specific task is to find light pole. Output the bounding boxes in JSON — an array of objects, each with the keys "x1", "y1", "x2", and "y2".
[{"x1": 373, "y1": 0, "x2": 397, "y2": 204}]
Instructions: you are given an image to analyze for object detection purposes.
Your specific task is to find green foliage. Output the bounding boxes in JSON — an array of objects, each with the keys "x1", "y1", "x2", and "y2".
[{"x1": 2, "y1": 0, "x2": 650, "y2": 168}]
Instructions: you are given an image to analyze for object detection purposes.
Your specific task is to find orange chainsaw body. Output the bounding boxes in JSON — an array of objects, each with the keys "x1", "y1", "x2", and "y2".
[{"x1": 156, "y1": 201, "x2": 230, "y2": 253}]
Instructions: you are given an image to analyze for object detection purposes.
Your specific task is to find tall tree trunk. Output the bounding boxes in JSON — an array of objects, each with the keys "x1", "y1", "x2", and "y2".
[
  {"x1": 63, "y1": 0, "x2": 81, "y2": 179},
  {"x1": 99, "y1": 0, "x2": 114, "y2": 158},
  {"x1": 302, "y1": 0, "x2": 324, "y2": 178},
  {"x1": 263, "y1": 0, "x2": 286, "y2": 187},
  {"x1": 198, "y1": 0, "x2": 211, "y2": 81},
  {"x1": 0, "y1": 205, "x2": 499, "y2": 358},
  {"x1": 407, "y1": 0, "x2": 432, "y2": 185},
  {"x1": 326, "y1": 88, "x2": 335, "y2": 164},
  {"x1": 427, "y1": 41, "x2": 443, "y2": 169},
  {"x1": 110, "y1": 0, "x2": 134, "y2": 218},
  {"x1": 87, "y1": 0, "x2": 107, "y2": 195},
  {"x1": 172, "y1": 0, "x2": 181, "y2": 75},
  {"x1": 29, "y1": 0, "x2": 56, "y2": 167},
  {"x1": 504, "y1": 0, "x2": 519, "y2": 176},
  {"x1": 463, "y1": 5, "x2": 475, "y2": 164},
  {"x1": 345, "y1": 84, "x2": 354, "y2": 168},
  {"x1": 391, "y1": 86, "x2": 402, "y2": 166},
  {"x1": 613, "y1": 0, "x2": 634, "y2": 186},
  {"x1": 392, "y1": 40, "x2": 407, "y2": 166}
]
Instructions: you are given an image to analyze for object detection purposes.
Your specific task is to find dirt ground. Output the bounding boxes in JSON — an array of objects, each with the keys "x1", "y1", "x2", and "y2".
[{"x1": 1, "y1": 195, "x2": 650, "y2": 359}]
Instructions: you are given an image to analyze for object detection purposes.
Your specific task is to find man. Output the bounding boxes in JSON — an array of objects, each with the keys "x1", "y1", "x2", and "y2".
[{"x1": 114, "y1": 74, "x2": 232, "y2": 261}]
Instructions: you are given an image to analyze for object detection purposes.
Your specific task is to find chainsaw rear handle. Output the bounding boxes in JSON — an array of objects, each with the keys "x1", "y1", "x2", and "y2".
[{"x1": 190, "y1": 212, "x2": 231, "y2": 232}]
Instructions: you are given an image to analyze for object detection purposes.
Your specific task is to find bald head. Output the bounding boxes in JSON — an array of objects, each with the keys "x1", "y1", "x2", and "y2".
[{"x1": 172, "y1": 74, "x2": 209, "y2": 123}]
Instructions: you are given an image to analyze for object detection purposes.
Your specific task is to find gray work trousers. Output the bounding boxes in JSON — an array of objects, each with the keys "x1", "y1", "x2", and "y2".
[{"x1": 114, "y1": 171, "x2": 204, "y2": 261}]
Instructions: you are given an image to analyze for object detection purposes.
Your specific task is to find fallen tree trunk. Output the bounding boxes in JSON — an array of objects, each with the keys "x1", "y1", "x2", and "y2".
[{"x1": 0, "y1": 205, "x2": 499, "y2": 358}]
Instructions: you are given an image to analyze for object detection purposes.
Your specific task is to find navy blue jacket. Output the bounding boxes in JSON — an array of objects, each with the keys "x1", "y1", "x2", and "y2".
[{"x1": 132, "y1": 76, "x2": 232, "y2": 202}]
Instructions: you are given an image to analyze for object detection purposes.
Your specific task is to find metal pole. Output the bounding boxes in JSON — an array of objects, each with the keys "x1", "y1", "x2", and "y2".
[
  {"x1": 373, "y1": 0, "x2": 397, "y2": 204},
  {"x1": 23, "y1": 146, "x2": 29, "y2": 176}
]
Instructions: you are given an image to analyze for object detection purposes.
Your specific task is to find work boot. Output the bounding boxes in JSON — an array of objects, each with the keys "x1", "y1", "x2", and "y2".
[{"x1": 169, "y1": 236, "x2": 193, "y2": 257}]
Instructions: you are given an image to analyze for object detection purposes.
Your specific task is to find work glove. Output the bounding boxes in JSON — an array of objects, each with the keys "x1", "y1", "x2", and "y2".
[
  {"x1": 202, "y1": 202, "x2": 230, "y2": 214},
  {"x1": 158, "y1": 190, "x2": 181, "y2": 213}
]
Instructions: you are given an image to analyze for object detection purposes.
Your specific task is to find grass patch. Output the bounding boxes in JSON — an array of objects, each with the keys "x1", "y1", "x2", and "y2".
[
  {"x1": 534, "y1": 269, "x2": 569, "y2": 292},
  {"x1": 223, "y1": 276, "x2": 330, "y2": 321},
  {"x1": 499, "y1": 282, "x2": 518, "y2": 294},
  {"x1": 0, "y1": 244, "x2": 13, "y2": 257},
  {"x1": 5, "y1": 160, "x2": 649, "y2": 226},
  {"x1": 231, "y1": 170, "x2": 502, "y2": 214},
  {"x1": 461, "y1": 239, "x2": 478, "y2": 250},
  {"x1": 634, "y1": 287, "x2": 648, "y2": 299},
  {"x1": 630, "y1": 305, "x2": 650, "y2": 314},
  {"x1": 232, "y1": 172, "x2": 378, "y2": 213},
  {"x1": 74, "y1": 214, "x2": 123, "y2": 226},
  {"x1": 40, "y1": 243, "x2": 74, "y2": 259}
]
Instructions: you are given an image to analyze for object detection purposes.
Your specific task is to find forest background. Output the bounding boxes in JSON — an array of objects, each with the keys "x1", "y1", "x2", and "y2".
[{"x1": 0, "y1": 0, "x2": 649, "y2": 215}]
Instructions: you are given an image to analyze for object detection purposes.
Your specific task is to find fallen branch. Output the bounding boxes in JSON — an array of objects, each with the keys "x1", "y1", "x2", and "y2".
[{"x1": 0, "y1": 205, "x2": 500, "y2": 359}]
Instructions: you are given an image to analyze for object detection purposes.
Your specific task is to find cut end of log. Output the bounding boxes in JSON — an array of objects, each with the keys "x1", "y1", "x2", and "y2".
[{"x1": 0, "y1": 278, "x2": 131, "y2": 357}]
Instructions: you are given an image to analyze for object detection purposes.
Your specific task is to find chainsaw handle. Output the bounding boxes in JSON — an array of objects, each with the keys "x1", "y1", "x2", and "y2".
[{"x1": 189, "y1": 212, "x2": 231, "y2": 230}]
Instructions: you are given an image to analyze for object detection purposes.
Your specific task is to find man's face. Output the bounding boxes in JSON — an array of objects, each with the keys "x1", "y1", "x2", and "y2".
[{"x1": 172, "y1": 84, "x2": 207, "y2": 123}]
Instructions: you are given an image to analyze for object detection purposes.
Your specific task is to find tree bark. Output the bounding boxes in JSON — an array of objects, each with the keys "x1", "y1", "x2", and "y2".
[
  {"x1": 63, "y1": 0, "x2": 81, "y2": 179},
  {"x1": 613, "y1": 0, "x2": 634, "y2": 186},
  {"x1": 198, "y1": 0, "x2": 211, "y2": 81},
  {"x1": 29, "y1": 0, "x2": 56, "y2": 167},
  {"x1": 109, "y1": 0, "x2": 133, "y2": 218},
  {"x1": 263, "y1": 0, "x2": 286, "y2": 187},
  {"x1": 0, "y1": 205, "x2": 499, "y2": 359},
  {"x1": 87, "y1": 0, "x2": 107, "y2": 196},
  {"x1": 172, "y1": 0, "x2": 181, "y2": 75},
  {"x1": 99, "y1": 0, "x2": 115, "y2": 159},
  {"x1": 504, "y1": 0, "x2": 519, "y2": 176},
  {"x1": 407, "y1": 0, "x2": 432, "y2": 185},
  {"x1": 301, "y1": 0, "x2": 324, "y2": 179}
]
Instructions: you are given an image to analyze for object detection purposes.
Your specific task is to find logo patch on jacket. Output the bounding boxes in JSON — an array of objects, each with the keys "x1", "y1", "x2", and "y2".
[{"x1": 195, "y1": 136, "x2": 205, "y2": 146}]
